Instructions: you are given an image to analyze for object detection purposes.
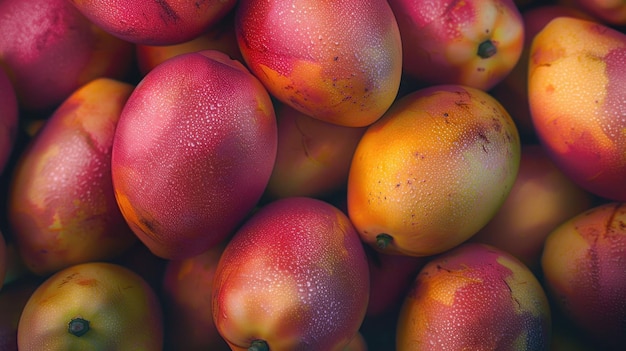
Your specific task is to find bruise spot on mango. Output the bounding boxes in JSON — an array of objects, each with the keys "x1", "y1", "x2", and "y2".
[{"x1": 76, "y1": 278, "x2": 98, "y2": 287}]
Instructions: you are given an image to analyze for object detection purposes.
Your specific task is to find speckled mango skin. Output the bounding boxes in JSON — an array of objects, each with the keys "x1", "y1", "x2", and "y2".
[
  {"x1": 388, "y1": 0, "x2": 524, "y2": 91},
  {"x1": 528, "y1": 17, "x2": 626, "y2": 201},
  {"x1": 397, "y1": 243, "x2": 551, "y2": 351},
  {"x1": 235, "y1": 0, "x2": 403, "y2": 127},
  {"x1": 541, "y1": 202, "x2": 626, "y2": 349},
  {"x1": 212, "y1": 197, "x2": 370, "y2": 351},
  {"x1": 69, "y1": 0, "x2": 237, "y2": 46},
  {"x1": 347, "y1": 84, "x2": 520, "y2": 257},
  {"x1": 8, "y1": 78, "x2": 137, "y2": 276},
  {"x1": 0, "y1": 0, "x2": 133, "y2": 111},
  {"x1": 111, "y1": 50, "x2": 277, "y2": 260}
]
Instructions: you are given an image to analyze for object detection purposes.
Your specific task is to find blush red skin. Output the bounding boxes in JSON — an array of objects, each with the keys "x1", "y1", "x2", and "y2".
[
  {"x1": 69, "y1": 0, "x2": 238, "y2": 45},
  {"x1": 234, "y1": 0, "x2": 402, "y2": 127},
  {"x1": 7, "y1": 78, "x2": 137, "y2": 276},
  {"x1": 397, "y1": 243, "x2": 551, "y2": 350},
  {"x1": 388, "y1": 0, "x2": 524, "y2": 91},
  {"x1": 0, "y1": 68, "x2": 18, "y2": 175},
  {"x1": 111, "y1": 50, "x2": 277, "y2": 260},
  {"x1": 542, "y1": 202, "x2": 626, "y2": 349},
  {"x1": 0, "y1": 0, "x2": 133, "y2": 111},
  {"x1": 212, "y1": 197, "x2": 370, "y2": 351}
]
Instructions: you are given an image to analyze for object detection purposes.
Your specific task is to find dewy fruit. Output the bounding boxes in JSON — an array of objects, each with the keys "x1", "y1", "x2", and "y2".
[
  {"x1": 212, "y1": 197, "x2": 370, "y2": 351},
  {"x1": 235, "y1": 0, "x2": 403, "y2": 127},
  {"x1": 111, "y1": 50, "x2": 278, "y2": 260},
  {"x1": 348, "y1": 84, "x2": 520, "y2": 257},
  {"x1": 397, "y1": 243, "x2": 551, "y2": 350},
  {"x1": 528, "y1": 17, "x2": 626, "y2": 201},
  {"x1": 388, "y1": 0, "x2": 525, "y2": 91},
  {"x1": 8, "y1": 78, "x2": 137, "y2": 276}
]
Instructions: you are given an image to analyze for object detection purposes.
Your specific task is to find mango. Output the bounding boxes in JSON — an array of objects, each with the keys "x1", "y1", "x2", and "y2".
[
  {"x1": 528, "y1": 17, "x2": 626, "y2": 201},
  {"x1": 235, "y1": 0, "x2": 402, "y2": 127},
  {"x1": 8, "y1": 78, "x2": 137, "y2": 276},
  {"x1": 112, "y1": 50, "x2": 277, "y2": 260}
]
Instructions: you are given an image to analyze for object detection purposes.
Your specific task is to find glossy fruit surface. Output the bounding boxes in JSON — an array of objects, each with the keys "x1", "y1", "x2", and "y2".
[
  {"x1": 17, "y1": 262, "x2": 163, "y2": 350},
  {"x1": 528, "y1": 17, "x2": 626, "y2": 201},
  {"x1": 397, "y1": 243, "x2": 551, "y2": 350},
  {"x1": 235, "y1": 0, "x2": 403, "y2": 127},
  {"x1": 388, "y1": 0, "x2": 524, "y2": 90},
  {"x1": 112, "y1": 50, "x2": 277, "y2": 260},
  {"x1": 348, "y1": 84, "x2": 520, "y2": 256},
  {"x1": 69, "y1": 0, "x2": 238, "y2": 45},
  {"x1": 8, "y1": 78, "x2": 137, "y2": 276},
  {"x1": 212, "y1": 197, "x2": 370, "y2": 351}
]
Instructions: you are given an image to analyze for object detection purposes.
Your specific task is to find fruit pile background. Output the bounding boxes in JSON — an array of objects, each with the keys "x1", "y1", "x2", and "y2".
[{"x1": 1, "y1": 0, "x2": 625, "y2": 350}]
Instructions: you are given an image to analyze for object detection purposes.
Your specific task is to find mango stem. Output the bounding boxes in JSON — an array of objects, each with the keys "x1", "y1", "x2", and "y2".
[
  {"x1": 249, "y1": 339, "x2": 269, "y2": 351},
  {"x1": 477, "y1": 40, "x2": 497, "y2": 59},
  {"x1": 376, "y1": 233, "x2": 393, "y2": 250},
  {"x1": 68, "y1": 317, "x2": 90, "y2": 337}
]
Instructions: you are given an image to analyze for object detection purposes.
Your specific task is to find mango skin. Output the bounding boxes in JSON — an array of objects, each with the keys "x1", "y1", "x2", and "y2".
[
  {"x1": 212, "y1": 197, "x2": 370, "y2": 351},
  {"x1": 264, "y1": 103, "x2": 366, "y2": 200},
  {"x1": 0, "y1": 0, "x2": 133, "y2": 111},
  {"x1": 347, "y1": 84, "x2": 520, "y2": 257},
  {"x1": 528, "y1": 17, "x2": 626, "y2": 201},
  {"x1": 388, "y1": 0, "x2": 524, "y2": 91},
  {"x1": 0, "y1": 67, "x2": 18, "y2": 175},
  {"x1": 112, "y1": 50, "x2": 277, "y2": 260},
  {"x1": 397, "y1": 243, "x2": 551, "y2": 351},
  {"x1": 17, "y1": 262, "x2": 163, "y2": 351},
  {"x1": 8, "y1": 78, "x2": 137, "y2": 276},
  {"x1": 541, "y1": 202, "x2": 626, "y2": 349},
  {"x1": 69, "y1": 0, "x2": 237, "y2": 46},
  {"x1": 235, "y1": 0, "x2": 402, "y2": 127}
]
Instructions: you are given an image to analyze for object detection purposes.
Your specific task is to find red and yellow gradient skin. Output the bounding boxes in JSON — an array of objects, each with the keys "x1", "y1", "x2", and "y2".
[
  {"x1": 212, "y1": 197, "x2": 370, "y2": 351},
  {"x1": 161, "y1": 244, "x2": 229, "y2": 351},
  {"x1": 388, "y1": 0, "x2": 524, "y2": 91},
  {"x1": 69, "y1": 0, "x2": 237, "y2": 46},
  {"x1": 8, "y1": 78, "x2": 137, "y2": 276},
  {"x1": 235, "y1": 0, "x2": 403, "y2": 127},
  {"x1": 0, "y1": 0, "x2": 133, "y2": 111},
  {"x1": 17, "y1": 262, "x2": 163, "y2": 351},
  {"x1": 264, "y1": 103, "x2": 366, "y2": 200},
  {"x1": 397, "y1": 243, "x2": 551, "y2": 351},
  {"x1": 528, "y1": 17, "x2": 626, "y2": 201},
  {"x1": 348, "y1": 85, "x2": 520, "y2": 257},
  {"x1": 112, "y1": 50, "x2": 277, "y2": 260},
  {"x1": 542, "y1": 202, "x2": 626, "y2": 349},
  {"x1": 0, "y1": 67, "x2": 18, "y2": 175}
]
